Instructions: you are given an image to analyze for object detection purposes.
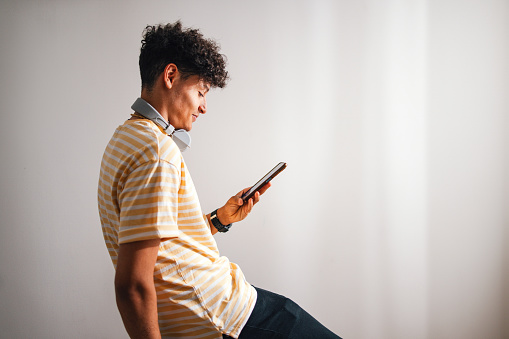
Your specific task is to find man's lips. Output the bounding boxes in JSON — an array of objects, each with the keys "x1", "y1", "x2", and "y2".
[{"x1": 192, "y1": 114, "x2": 198, "y2": 122}]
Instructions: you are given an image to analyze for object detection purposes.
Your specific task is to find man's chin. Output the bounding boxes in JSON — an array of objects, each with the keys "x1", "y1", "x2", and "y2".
[{"x1": 174, "y1": 124, "x2": 191, "y2": 132}]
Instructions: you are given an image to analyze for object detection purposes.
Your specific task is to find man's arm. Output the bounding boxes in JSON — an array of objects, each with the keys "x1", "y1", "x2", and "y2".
[{"x1": 115, "y1": 239, "x2": 162, "y2": 339}]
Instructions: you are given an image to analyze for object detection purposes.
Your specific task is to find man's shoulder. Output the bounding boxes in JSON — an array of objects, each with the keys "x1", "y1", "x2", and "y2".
[
  {"x1": 118, "y1": 119, "x2": 161, "y2": 143},
  {"x1": 110, "y1": 120, "x2": 182, "y2": 169}
]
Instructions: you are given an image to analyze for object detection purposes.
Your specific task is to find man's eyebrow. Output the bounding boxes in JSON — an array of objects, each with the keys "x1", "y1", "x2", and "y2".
[{"x1": 204, "y1": 84, "x2": 211, "y2": 93}]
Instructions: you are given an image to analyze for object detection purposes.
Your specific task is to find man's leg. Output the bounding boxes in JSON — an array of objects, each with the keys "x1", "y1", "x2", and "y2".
[{"x1": 224, "y1": 287, "x2": 341, "y2": 339}]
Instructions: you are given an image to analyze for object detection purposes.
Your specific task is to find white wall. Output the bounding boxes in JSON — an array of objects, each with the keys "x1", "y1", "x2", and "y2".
[{"x1": 0, "y1": 0, "x2": 507, "y2": 338}]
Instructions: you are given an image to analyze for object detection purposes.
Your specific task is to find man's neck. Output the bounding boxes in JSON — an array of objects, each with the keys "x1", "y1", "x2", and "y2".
[{"x1": 140, "y1": 89, "x2": 170, "y2": 122}]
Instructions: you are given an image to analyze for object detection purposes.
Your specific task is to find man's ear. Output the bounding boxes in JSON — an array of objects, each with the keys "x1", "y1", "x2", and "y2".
[{"x1": 163, "y1": 63, "x2": 178, "y2": 89}]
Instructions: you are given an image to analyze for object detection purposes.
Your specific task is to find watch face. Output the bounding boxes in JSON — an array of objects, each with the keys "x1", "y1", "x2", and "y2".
[{"x1": 218, "y1": 224, "x2": 230, "y2": 233}]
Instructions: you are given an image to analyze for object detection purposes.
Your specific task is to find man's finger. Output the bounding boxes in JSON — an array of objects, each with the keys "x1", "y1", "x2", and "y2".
[{"x1": 257, "y1": 182, "x2": 272, "y2": 196}]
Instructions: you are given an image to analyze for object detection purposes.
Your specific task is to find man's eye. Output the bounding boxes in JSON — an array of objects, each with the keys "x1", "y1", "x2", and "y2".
[{"x1": 198, "y1": 92, "x2": 204, "y2": 97}]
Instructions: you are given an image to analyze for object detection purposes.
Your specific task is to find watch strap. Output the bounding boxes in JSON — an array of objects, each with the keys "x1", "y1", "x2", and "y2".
[{"x1": 210, "y1": 209, "x2": 232, "y2": 233}]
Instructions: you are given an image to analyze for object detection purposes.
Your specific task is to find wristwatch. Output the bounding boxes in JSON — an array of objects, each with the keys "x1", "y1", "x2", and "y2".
[{"x1": 210, "y1": 209, "x2": 232, "y2": 233}]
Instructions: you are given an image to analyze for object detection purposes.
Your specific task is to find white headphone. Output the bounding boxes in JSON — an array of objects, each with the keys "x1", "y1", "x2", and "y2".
[{"x1": 131, "y1": 97, "x2": 191, "y2": 152}]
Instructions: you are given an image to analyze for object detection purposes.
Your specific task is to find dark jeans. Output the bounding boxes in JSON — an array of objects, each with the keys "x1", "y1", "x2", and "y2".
[{"x1": 223, "y1": 287, "x2": 342, "y2": 339}]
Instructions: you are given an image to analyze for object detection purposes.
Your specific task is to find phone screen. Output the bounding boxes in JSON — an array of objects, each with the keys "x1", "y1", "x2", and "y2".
[{"x1": 241, "y1": 162, "x2": 287, "y2": 202}]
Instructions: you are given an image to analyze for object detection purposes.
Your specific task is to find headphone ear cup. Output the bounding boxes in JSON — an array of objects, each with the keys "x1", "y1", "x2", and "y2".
[{"x1": 173, "y1": 129, "x2": 191, "y2": 152}]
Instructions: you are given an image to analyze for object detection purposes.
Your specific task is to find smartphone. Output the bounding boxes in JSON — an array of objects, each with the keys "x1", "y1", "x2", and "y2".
[{"x1": 241, "y1": 162, "x2": 287, "y2": 203}]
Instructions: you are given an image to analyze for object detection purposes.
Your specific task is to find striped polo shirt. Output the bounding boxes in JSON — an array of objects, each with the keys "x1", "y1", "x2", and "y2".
[{"x1": 98, "y1": 118, "x2": 256, "y2": 338}]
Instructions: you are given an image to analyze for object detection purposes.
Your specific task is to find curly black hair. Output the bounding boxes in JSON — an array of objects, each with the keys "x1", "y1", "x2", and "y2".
[{"x1": 139, "y1": 21, "x2": 229, "y2": 90}]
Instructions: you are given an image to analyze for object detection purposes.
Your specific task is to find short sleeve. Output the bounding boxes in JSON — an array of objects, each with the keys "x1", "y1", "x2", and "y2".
[{"x1": 118, "y1": 160, "x2": 181, "y2": 243}]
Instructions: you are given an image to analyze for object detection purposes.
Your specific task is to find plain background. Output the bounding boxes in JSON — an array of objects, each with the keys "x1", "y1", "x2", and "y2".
[{"x1": 0, "y1": 0, "x2": 507, "y2": 338}]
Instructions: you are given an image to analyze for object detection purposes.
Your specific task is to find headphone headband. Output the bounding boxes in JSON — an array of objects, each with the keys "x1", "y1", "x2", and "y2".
[{"x1": 130, "y1": 98, "x2": 191, "y2": 152}]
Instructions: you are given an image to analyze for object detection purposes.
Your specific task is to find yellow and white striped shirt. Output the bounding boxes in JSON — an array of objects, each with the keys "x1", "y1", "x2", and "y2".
[{"x1": 98, "y1": 119, "x2": 256, "y2": 338}]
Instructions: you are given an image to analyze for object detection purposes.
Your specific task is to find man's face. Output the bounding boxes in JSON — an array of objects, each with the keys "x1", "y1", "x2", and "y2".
[{"x1": 167, "y1": 75, "x2": 209, "y2": 131}]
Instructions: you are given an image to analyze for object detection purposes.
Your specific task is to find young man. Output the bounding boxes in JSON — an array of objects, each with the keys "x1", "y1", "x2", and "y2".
[{"x1": 98, "y1": 21, "x2": 340, "y2": 339}]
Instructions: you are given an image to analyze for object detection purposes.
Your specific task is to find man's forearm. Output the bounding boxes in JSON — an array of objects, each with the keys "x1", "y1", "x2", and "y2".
[
  {"x1": 206, "y1": 213, "x2": 218, "y2": 235},
  {"x1": 116, "y1": 284, "x2": 161, "y2": 338}
]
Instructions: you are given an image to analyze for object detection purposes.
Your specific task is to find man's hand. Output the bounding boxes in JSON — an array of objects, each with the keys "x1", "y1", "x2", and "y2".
[{"x1": 216, "y1": 182, "x2": 271, "y2": 226}]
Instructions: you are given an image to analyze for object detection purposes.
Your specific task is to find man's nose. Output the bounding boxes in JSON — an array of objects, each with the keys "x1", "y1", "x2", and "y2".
[{"x1": 199, "y1": 99, "x2": 207, "y2": 114}]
